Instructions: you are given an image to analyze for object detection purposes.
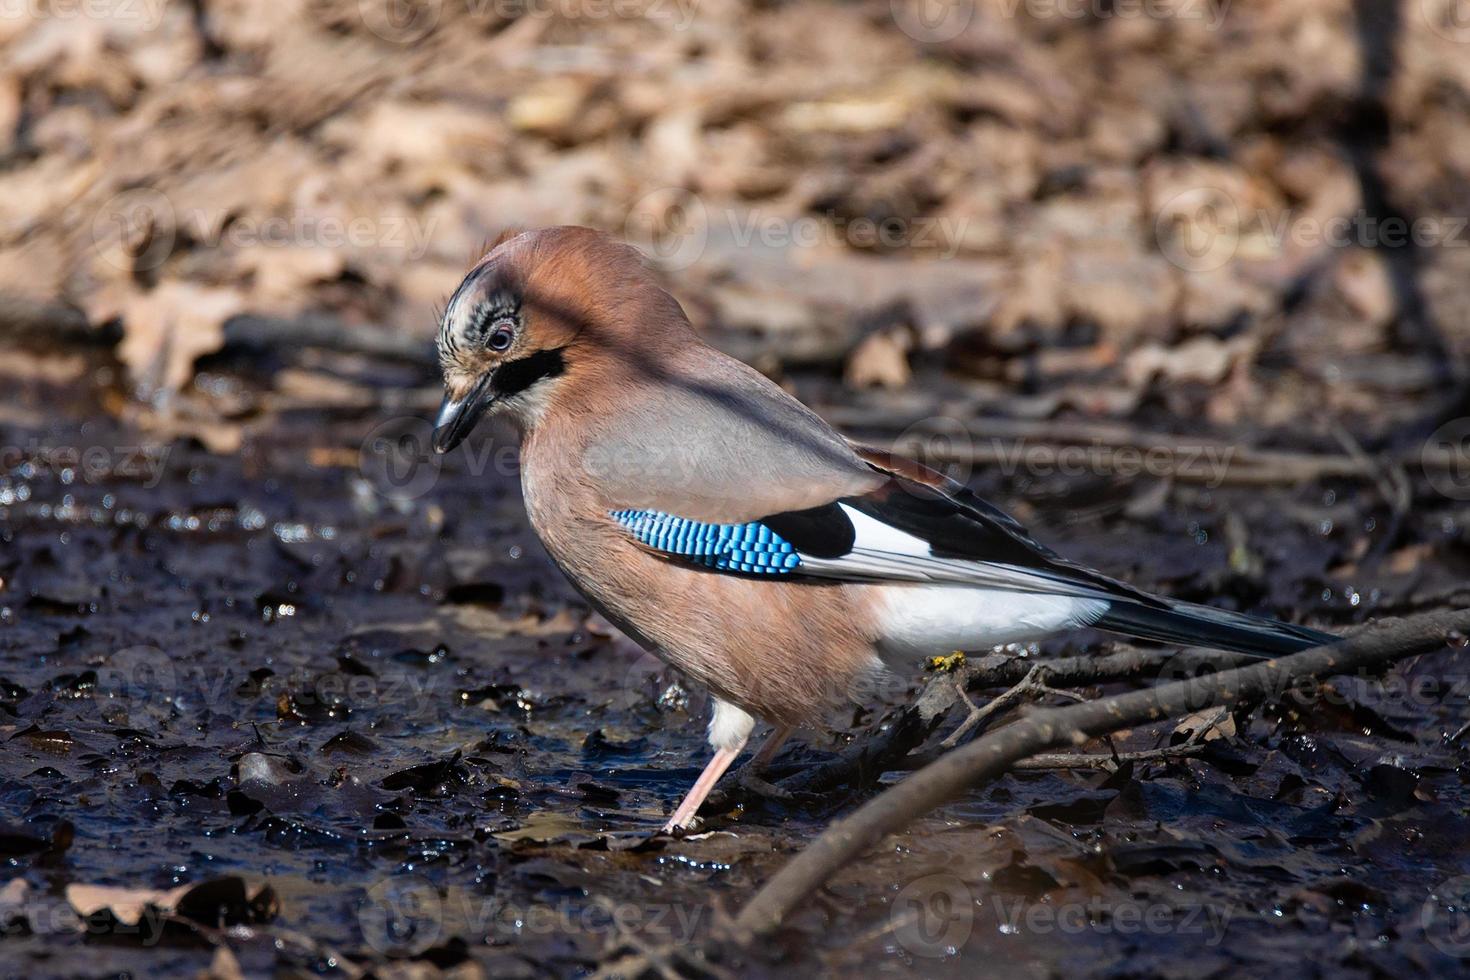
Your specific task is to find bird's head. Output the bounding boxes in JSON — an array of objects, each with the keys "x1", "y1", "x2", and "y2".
[{"x1": 432, "y1": 226, "x2": 686, "y2": 453}]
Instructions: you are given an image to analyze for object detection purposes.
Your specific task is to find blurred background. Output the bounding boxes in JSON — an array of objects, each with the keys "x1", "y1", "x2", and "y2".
[
  {"x1": 3, "y1": 1, "x2": 1470, "y2": 978},
  {"x1": 4, "y1": 0, "x2": 1469, "y2": 439}
]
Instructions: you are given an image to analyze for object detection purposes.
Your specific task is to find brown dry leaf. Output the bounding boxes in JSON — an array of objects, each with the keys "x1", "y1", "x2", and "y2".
[
  {"x1": 197, "y1": 946, "x2": 245, "y2": 980},
  {"x1": 65, "y1": 876, "x2": 277, "y2": 929},
  {"x1": 271, "y1": 368, "x2": 378, "y2": 409},
  {"x1": 1064, "y1": 251, "x2": 1179, "y2": 340},
  {"x1": 1334, "y1": 250, "x2": 1396, "y2": 327},
  {"x1": 0, "y1": 350, "x2": 87, "y2": 385},
  {"x1": 1388, "y1": 543, "x2": 1435, "y2": 576},
  {"x1": 66, "y1": 882, "x2": 192, "y2": 927},
  {"x1": 342, "y1": 100, "x2": 507, "y2": 171},
  {"x1": 112, "y1": 282, "x2": 246, "y2": 395},
  {"x1": 105, "y1": 385, "x2": 245, "y2": 455},
  {"x1": 845, "y1": 329, "x2": 912, "y2": 389},
  {"x1": 237, "y1": 245, "x2": 345, "y2": 301},
  {"x1": 990, "y1": 242, "x2": 1066, "y2": 334},
  {"x1": 0, "y1": 878, "x2": 28, "y2": 926},
  {"x1": 509, "y1": 78, "x2": 593, "y2": 137},
  {"x1": 1174, "y1": 708, "x2": 1235, "y2": 742},
  {"x1": 781, "y1": 94, "x2": 910, "y2": 134},
  {"x1": 492, "y1": 810, "x2": 600, "y2": 845},
  {"x1": 709, "y1": 284, "x2": 818, "y2": 336},
  {"x1": 1124, "y1": 336, "x2": 1250, "y2": 388},
  {"x1": 0, "y1": 73, "x2": 20, "y2": 148}
]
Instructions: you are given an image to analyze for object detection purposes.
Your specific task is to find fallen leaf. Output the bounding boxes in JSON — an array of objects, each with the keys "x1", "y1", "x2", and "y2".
[
  {"x1": 1174, "y1": 708, "x2": 1235, "y2": 742},
  {"x1": 0, "y1": 878, "x2": 29, "y2": 926},
  {"x1": 1125, "y1": 336, "x2": 1249, "y2": 388},
  {"x1": 112, "y1": 282, "x2": 246, "y2": 396},
  {"x1": 197, "y1": 945, "x2": 245, "y2": 980},
  {"x1": 66, "y1": 882, "x2": 189, "y2": 927},
  {"x1": 844, "y1": 328, "x2": 912, "y2": 389},
  {"x1": 65, "y1": 876, "x2": 277, "y2": 930}
]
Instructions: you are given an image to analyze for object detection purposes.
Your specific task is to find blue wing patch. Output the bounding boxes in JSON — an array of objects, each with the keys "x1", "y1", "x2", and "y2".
[{"x1": 609, "y1": 510, "x2": 801, "y2": 576}]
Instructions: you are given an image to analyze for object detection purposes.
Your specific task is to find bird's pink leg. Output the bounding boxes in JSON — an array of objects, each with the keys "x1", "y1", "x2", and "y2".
[
  {"x1": 663, "y1": 745, "x2": 742, "y2": 832},
  {"x1": 746, "y1": 725, "x2": 793, "y2": 773}
]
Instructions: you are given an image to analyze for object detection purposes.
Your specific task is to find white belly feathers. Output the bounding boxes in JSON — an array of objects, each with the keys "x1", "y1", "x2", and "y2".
[{"x1": 871, "y1": 584, "x2": 1110, "y2": 668}]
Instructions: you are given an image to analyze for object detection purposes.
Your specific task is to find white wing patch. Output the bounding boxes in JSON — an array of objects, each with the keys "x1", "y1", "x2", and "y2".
[
  {"x1": 839, "y1": 503, "x2": 931, "y2": 556},
  {"x1": 798, "y1": 505, "x2": 1118, "y2": 667},
  {"x1": 795, "y1": 505, "x2": 1125, "y2": 605},
  {"x1": 872, "y1": 585, "x2": 1111, "y2": 669}
]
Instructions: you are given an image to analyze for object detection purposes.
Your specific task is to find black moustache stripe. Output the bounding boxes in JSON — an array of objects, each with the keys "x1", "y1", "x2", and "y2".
[{"x1": 492, "y1": 347, "x2": 566, "y2": 399}]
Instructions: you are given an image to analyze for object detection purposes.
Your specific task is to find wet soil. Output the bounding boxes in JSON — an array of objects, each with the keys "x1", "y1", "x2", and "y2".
[{"x1": 2, "y1": 354, "x2": 1469, "y2": 978}]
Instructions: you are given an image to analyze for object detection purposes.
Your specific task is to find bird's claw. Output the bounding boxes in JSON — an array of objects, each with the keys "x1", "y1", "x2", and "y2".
[{"x1": 738, "y1": 772, "x2": 796, "y2": 802}]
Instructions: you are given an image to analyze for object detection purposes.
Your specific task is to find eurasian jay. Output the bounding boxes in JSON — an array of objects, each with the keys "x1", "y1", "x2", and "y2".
[{"x1": 431, "y1": 226, "x2": 1336, "y2": 832}]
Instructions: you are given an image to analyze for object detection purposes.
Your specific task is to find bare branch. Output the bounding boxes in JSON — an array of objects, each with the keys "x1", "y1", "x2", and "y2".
[{"x1": 731, "y1": 609, "x2": 1470, "y2": 938}]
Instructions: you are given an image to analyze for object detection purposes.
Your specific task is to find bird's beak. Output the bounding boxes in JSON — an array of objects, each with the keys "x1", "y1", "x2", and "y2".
[{"x1": 432, "y1": 373, "x2": 495, "y2": 454}]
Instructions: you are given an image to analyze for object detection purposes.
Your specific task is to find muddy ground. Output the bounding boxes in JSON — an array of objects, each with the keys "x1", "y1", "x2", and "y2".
[
  {"x1": 0, "y1": 345, "x2": 1468, "y2": 978},
  {"x1": 4, "y1": 0, "x2": 1470, "y2": 977}
]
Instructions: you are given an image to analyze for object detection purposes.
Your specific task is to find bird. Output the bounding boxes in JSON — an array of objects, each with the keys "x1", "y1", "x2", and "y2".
[{"x1": 430, "y1": 225, "x2": 1337, "y2": 833}]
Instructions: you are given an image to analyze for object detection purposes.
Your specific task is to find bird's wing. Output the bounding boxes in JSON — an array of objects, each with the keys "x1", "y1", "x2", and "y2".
[
  {"x1": 608, "y1": 441, "x2": 1161, "y2": 607},
  {"x1": 608, "y1": 444, "x2": 1339, "y2": 657},
  {"x1": 580, "y1": 355, "x2": 884, "y2": 524}
]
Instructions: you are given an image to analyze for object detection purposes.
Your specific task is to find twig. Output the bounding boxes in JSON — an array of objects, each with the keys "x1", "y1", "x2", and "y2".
[
  {"x1": 828, "y1": 410, "x2": 1463, "y2": 488},
  {"x1": 941, "y1": 663, "x2": 1046, "y2": 748},
  {"x1": 221, "y1": 313, "x2": 431, "y2": 365},
  {"x1": 591, "y1": 896, "x2": 735, "y2": 980},
  {"x1": 1009, "y1": 710, "x2": 1226, "y2": 772},
  {"x1": 1009, "y1": 743, "x2": 1206, "y2": 771},
  {"x1": 0, "y1": 294, "x2": 100, "y2": 346},
  {"x1": 707, "y1": 645, "x2": 1248, "y2": 814},
  {"x1": 731, "y1": 609, "x2": 1470, "y2": 937},
  {"x1": 704, "y1": 645, "x2": 1244, "y2": 817},
  {"x1": 1329, "y1": 420, "x2": 1411, "y2": 517}
]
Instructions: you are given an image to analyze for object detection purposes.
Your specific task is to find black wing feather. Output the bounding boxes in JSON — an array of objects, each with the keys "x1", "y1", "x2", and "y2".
[
  {"x1": 835, "y1": 476, "x2": 1168, "y2": 608},
  {"x1": 754, "y1": 463, "x2": 1339, "y2": 656}
]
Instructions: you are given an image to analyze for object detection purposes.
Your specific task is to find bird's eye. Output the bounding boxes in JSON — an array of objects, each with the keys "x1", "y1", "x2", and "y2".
[{"x1": 486, "y1": 321, "x2": 515, "y2": 352}]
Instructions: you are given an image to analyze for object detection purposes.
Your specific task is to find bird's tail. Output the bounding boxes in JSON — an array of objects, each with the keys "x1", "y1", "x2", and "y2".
[{"x1": 1095, "y1": 599, "x2": 1339, "y2": 658}]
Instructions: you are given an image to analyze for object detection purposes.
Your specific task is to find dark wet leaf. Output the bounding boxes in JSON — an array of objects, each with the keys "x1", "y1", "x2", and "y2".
[
  {"x1": 442, "y1": 577, "x2": 507, "y2": 608},
  {"x1": 320, "y1": 730, "x2": 378, "y2": 757},
  {"x1": 581, "y1": 729, "x2": 648, "y2": 760},
  {"x1": 10, "y1": 726, "x2": 73, "y2": 752},
  {"x1": 65, "y1": 876, "x2": 277, "y2": 935},
  {"x1": 391, "y1": 645, "x2": 451, "y2": 668},
  {"x1": 335, "y1": 655, "x2": 376, "y2": 677},
  {"x1": 0, "y1": 824, "x2": 50, "y2": 856},
  {"x1": 380, "y1": 752, "x2": 468, "y2": 795},
  {"x1": 1361, "y1": 763, "x2": 1421, "y2": 809},
  {"x1": 1107, "y1": 841, "x2": 1220, "y2": 876}
]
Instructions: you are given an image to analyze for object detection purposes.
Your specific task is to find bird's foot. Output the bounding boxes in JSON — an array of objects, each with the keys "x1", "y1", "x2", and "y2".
[
  {"x1": 659, "y1": 811, "x2": 701, "y2": 835},
  {"x1": 738, "y1": 772, "x2": 796, "y2": 802}
]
